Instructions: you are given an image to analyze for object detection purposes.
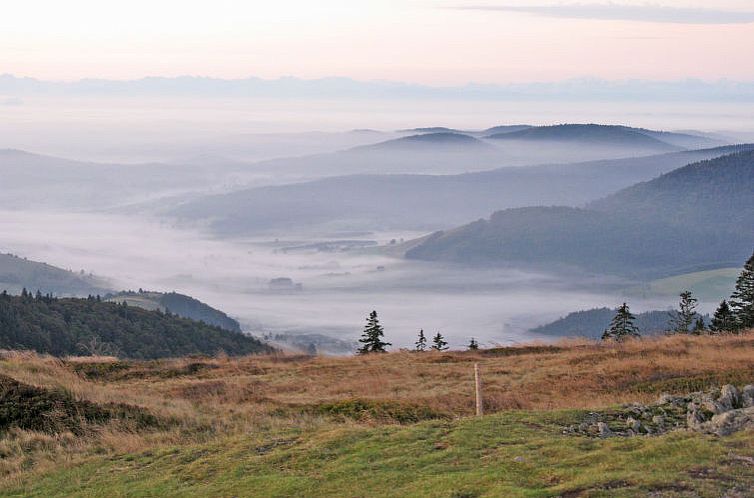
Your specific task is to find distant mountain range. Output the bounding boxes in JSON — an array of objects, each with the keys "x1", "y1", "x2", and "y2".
[
  {"x1": 3, "y1": 74, "x2": 754, "y2": 102},
  {"x1": 405, "y1": 150, "x2": 754, "y2": 278},
  {"x1": 1, "y1": 124, "x2": 730, "y2": 213},
  {"x1": 0, "y1": 253, "x2": 110, "y2": 296},
  {"x1": 106, "y1": 290, "x2": 241, "y2": 333},
  {"x1": 168, "y1": 144, "x2": 753, "y2": 236}
]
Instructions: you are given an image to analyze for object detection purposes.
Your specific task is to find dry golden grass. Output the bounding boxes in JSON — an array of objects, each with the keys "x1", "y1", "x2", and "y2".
[
  {"x1": 0, "y1": 332, "x2": 752, "y2": 486},
  {"x1": 5, "y1": 332, "x2": 753, "y2": 417}
]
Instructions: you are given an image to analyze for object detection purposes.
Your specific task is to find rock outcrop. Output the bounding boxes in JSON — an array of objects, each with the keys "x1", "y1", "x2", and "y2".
[{"x1": 566, "y1": 384, "x2": 754, "y2": 438}]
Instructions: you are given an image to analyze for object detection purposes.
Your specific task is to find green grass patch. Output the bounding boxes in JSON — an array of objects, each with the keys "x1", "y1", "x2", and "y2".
[
  {"x1": 310, "y1": 399, "x2": 451, "y2": 424},
  {"x1": 631, "y1": 268, "x2": 739, "y2": 301},
  {"x1": 4, "y1": 410, "x2": 752, "y2": 497},
  {"x1": 630, "y1": 371, "x2": 754, "y2": 395}
]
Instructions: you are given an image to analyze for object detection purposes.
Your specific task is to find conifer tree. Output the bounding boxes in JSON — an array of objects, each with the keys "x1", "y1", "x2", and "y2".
[
  {"x1": 431, "y1": 332, "x2": 449, "y2": 351},
  {"x1": 415, "y1": 329, "x2": 427, "y2": 352},
  {"x1": 710, "y1": 300, "x2": 735, "y2": 333},
  {"x1": 467, "y1": 338, "x2": 479, "y2": 350},
  {"x1": 668, "y1": 291, "x2": 698, "y2": 334},
  {"x1": 692, "y1": 317, "x2": 706, "y2": 335},
  {"x1": 730, "y1": 251, "x2": 754, "y2": 330},
  {"x1": 357, "y1": 310, "x2": 390, "y2": 354},
  {"x1": 602, "y1": 303, "x2": 640, "y2": 341}
]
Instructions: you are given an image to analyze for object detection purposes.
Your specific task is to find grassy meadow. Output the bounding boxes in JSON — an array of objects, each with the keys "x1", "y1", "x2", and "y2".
[{"x1": 0, "y1": 333, "x2": 752, "y2": 497}]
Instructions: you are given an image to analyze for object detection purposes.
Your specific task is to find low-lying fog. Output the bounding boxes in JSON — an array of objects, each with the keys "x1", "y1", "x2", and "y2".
[
  {"x1": 0, "y1": 210, "x2": 678, "y2": 349},
  {"x1": 4, "y1": 97, "x2": 754, "y2": 163}
]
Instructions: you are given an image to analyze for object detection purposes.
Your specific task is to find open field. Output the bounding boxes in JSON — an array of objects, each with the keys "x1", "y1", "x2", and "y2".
[
  {"x1": 0, "y1": 333, "x2": 752, "y2": 497},
  {"x1": 628, "y1": 268, "x2": 740, "y2": 302}
]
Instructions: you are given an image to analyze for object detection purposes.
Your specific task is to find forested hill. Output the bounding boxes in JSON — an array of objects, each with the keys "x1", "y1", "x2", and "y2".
[
  {"x1": 529, "y1": 308, "x2": 677, "y2": 339},
  {"x1": 106, "y1": 290, "x2": 241, "y2": 332},
  {"x1": 0, "y1": 253, "x2": 110, "y2": 297},
  {"x1": 588, "y1": 150, "x2": 754, "y2": 231},
  {"x1": 0, "y1": 292, "x2": 273, "y2": 359},
  {"x1": 405, "y1": 150, "x2": 754, "y2": 277}
]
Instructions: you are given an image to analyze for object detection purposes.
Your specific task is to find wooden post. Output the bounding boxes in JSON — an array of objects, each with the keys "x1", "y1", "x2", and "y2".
[{"x1": 474, "y1": 363, "x2": 483, "y2": 417}]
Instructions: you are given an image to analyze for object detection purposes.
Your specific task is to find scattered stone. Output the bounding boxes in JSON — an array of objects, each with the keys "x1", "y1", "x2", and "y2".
[
  {"x1": 513, "y1": 456, "x2": 526, "y2": 463},
  {"x1": 741, "y1": 385, "x2": 754, "y2": 408},
  {"x1": 567, "y1": 385, "x2": 754, "y2": 439},
  {"x1": 719, "y1": 385, "x2": 740, "y2": 410},
  {"x1": 658, "y1": 393, "x2": 676, "y2": 404},
  {"x1": 700, "y1": 407, "x2": 754, "y2": 437},
  {"x1": 597, "y1": 422, "x2": 612, "y2": 438},
  {"x1": 626, "y1": 417, "x2": 642, "y2": 433}
]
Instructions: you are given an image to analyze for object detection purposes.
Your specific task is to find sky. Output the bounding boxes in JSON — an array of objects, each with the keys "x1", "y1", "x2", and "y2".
[{"x1": 2, "y1": 1, "x2": 753, "y2": 84}]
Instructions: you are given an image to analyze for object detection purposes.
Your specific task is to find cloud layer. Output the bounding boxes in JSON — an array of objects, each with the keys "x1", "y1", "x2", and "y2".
[{"x1": 459, "y1": 4, "x2": 754, "y2": 24}]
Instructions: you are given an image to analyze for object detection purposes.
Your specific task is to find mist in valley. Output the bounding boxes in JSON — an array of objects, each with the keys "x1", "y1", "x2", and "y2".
[{"x1": 1, "y1": 88, "x2": 752, "y2": 352}]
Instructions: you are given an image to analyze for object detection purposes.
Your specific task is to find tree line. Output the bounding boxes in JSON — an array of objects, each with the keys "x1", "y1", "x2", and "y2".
[
  {"x1": 603, "y1": 250, "x2": 754, "y2": 340},
  {"x1": 357, "y1": 250, "x2": 754, "y2": 352},
  {"x1": 0, "y1": 290, "x2": 274, "y2": 359},
  {"x1": 357, "y1": 310, "x2": 478, "y2": 354}
]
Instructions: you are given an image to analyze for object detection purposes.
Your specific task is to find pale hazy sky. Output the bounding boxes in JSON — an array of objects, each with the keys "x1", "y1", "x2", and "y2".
[{"x1": 2, "y1": 0, "x2": 753, "y2": 84}]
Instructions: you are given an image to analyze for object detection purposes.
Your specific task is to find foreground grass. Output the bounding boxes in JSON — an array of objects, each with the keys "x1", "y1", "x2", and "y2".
[
  {"x1": 4, "y1": 410, "x2": 752, "y2": 497},
  {"x1": 1, "y1": 333, "x2": 752, "y2": 496}
]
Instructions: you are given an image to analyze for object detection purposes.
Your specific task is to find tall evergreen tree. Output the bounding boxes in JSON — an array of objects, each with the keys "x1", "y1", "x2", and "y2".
[
  {"x1": 357, "y1": 310, "x2": 391, "y2": 354},
  {"x1": 415, "y1": 329, "x2": 427, "y2": 352},
  {"x1": 668, "y1": 291, "x2": 698, "y2": 334},
  {"x1": 467, "y1": 338, "x2": 479, "y2": 350},
  {"x1": 431, "y1": 332, "x2": 449, "y2": 351},
  {"x1": 602, "y1": 303, "x2": 640, "y2": 341},
  {"x1": 710, "y1": 300, "x2": 736, "y2": 333},
  {"x1": 730, "y1": 251, "x2": 754, "y2": 330},
  {"x1": 692, "y1": 317, "x2": 706, "y2": 335}
]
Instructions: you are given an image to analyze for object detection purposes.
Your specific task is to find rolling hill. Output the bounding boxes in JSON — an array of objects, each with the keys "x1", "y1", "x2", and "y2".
[
  {"x1": 529, "y1": 308, "x2": 681, "y2": 339},
  {"x1": 168, "y1": 144, "x2": 754, "y2": 236},
  {"x1": 0, "y1": 292, "x2": 271, "y2": 359},
  {"x1": 405, "y1": 150, "x2": 754, "y2": 278},
  {"x1": 106, "y1": 290, "x2": 242, "y2": 332},
  {"x1": 485, "y1": 124, "x2": 718, "y2": 150},
  {"x1": 0, "y1": 253, "x2": 110, "y2": 296},
  {"x1": 357, "y1": 132, "x2": 491, "y2": 150},
  {"x1": 0, "y1": 149, "x2": 228, "y2": 210},
  {"x1": 191, "y1": 124, "x2": 724, "y2": 184}
]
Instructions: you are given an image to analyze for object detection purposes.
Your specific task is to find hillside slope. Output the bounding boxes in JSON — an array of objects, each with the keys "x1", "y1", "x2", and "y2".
[
  {"x1": 0, "y1": 253, "x2": 110, "y2": 296},
  {"x1": 1, "y1": 334, "x2": 752, "y2": 496},
  {"x1": 529, "y1": 308, "x2": 679, "y2": 339},
  {"x1": 487, "y1": 124, "x2": 694, "y2": 150},
  {"x1": 0, "y1": 293, "x2": 271, "y2": 358},
  {"x1": 106, "y1": 290, "x2": 241, "y2": 332},
  {"x1": 169, "y1": 144, "x2": 754, "y2": 235},
  {"x1": 406, "y1": 150, "x2": 754, "y2": 277}
]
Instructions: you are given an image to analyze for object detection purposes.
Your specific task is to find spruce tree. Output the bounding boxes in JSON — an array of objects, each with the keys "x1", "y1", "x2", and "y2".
[
  {"x1": 415, "y1": 329, "x2": 427, "y2": 352},
  {"x1": 357, "y1": 310, "x2": 390, "y2": 354},
  {"x1": 692, "y1": 317, "x2": 706, "y2": 335},
  {"x1": 467, "y1": 338, "x2": 479, "y2": 350},
  {"x1": 602, "y1": 303, "x2": 640, "y2": 341},
  {"x1": 668, "y1": 291, "x2": 698, "y2": 334},
  {"x1": 710, "y1": 300, "x2": 735, "y2": 333},
  {"x1": 730, "y1": 251, "x2": 754, "y2": 330},
  {"x1": 431, "y1": 332, "x2": 449, "y2": 351}
]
